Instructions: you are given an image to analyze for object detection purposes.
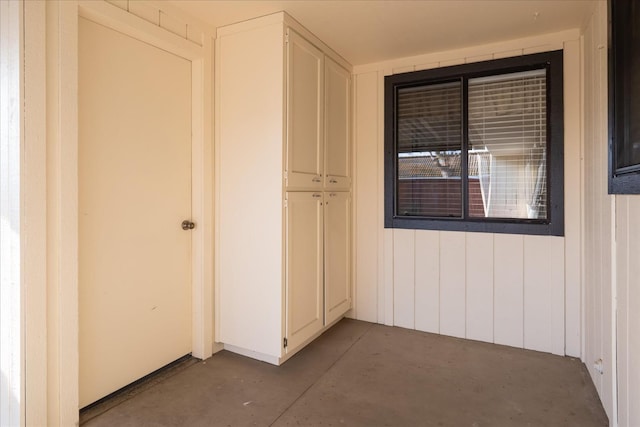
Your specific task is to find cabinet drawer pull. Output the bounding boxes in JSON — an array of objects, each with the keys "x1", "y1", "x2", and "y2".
[
  {"x1": 312, "y1": 193, "x2": 322, "y2": 198},
  {"x1": 330, "y1": 193, "x2": 337, "y2": 197},
  {"x1": 329, "y1": 179, "x2": 338, "y2": 184},
  {"x1": 312, "y1": 177, "x2": 321, "y2": 183}
]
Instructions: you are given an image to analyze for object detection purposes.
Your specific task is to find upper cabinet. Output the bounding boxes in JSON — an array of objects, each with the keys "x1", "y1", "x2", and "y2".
[
  {"x1": 286, "y1": 29, "x2": 324, "y2": 189},
  {"x1": 284, "y1": 28, "x2": 351, "y2": 191},
  {"x1": 324, "y1": 58, "x2": 351, "y2": 190}
]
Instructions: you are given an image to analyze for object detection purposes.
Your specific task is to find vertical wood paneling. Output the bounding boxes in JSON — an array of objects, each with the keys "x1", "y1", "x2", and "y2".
[
  {"x1": 616, "y1": 197, "x2": 629, "y2": 427},
  {"x1": 494, "y1": 234, "x2": 524, "y2": 347},
  {"x1": 354, "y1": 72, "x2": 379, "y2": 322},
  {"x1": 563, "y1": 38, "x2": 583, "y2": 358},
  {"x1": 439, "y1": 231, "x2": 466, "y2": 338},
  {"x1": 549, "y1": 237, "x2": 566, "y2": 356},
  {"x1": 616, "y1": 196, "x2": 630, "y2": 426},
  {"x1": 583, "y1": 11, "x2": 601, "y2": 394},
  {"x1": 523, "y1": 236, "x2": 552, "y2": 353},
  {"x1": 618, "y1": 195, "x2": 640, "y2": 427},
  {"x1": 380, "y1": 69, "x2": 394, "y2": 326},
  {"x1": 466, "y1": 233, "x2": 494, "y2": 343},
  {"x1": 393, "y1": 229, "x2": 415, "y2": 329},
  {"x1": 583, "y1": 4, "x2": 616, "y2": 422},
  {"x1": 598, "y1": 6, "x2": 616, "y2": 418},
  {"x1": 382, "y1": 229, "x2": 394, "y2": 326},
  {"x1": 583, "y1": 13, "x2": 594, "y2": 368},
  {"x1": 583, "y1": 7, "x2": 619, "y2": 421},
  {"x1": 627, "y1": 198, "x2": 640, "y2": 427},
  {"x1": 595, "y1": 4, "x2": 614, "y2": 413},
  {"x1": 415, "y1": 230, "x2": 440, "y2": 333}
]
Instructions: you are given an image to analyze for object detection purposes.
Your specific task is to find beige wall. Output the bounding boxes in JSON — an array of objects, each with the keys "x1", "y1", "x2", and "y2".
[
  {"x1": 352, "y1": 30, "x2": 583, "y2": 358},
  {"x1": 584, "y1": 3, "x2": 640, "y2": 425},
  {"x1": 582, "y1": 2, "x2": 616, "y2": 423},
  {"x1": 615, "y1": 196, "x2": 640, "y2": 426}
]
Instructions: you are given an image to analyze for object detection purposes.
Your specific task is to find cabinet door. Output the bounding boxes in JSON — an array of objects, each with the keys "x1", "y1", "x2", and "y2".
[
  {"x1": 324, "y1": 192, "x2": 351, "y2": 325},
  {"x1": 286, "y1": 29, "x2": 324, "y2": 190},
  {"x1": 285, "y1": 192, "x2": 324, "y2": 352},
  {"x1": 324, "y1": 58, "x2": 351, "y2": 190}
]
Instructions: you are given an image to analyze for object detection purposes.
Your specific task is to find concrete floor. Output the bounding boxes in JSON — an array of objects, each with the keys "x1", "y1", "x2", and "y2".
[{"x1": 82, "y1": 319, "x2": 608, "y2": 426}]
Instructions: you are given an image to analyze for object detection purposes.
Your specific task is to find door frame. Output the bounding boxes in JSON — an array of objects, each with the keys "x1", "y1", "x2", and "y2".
[{"x1": 44, "y1": 1, "x2": 214, "y2": 421}]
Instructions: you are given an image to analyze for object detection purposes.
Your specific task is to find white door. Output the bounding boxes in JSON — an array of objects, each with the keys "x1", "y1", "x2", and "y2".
[
  {"x1": 78, "y1": 17, "x2": 192, "y2": 407},
  {"x1": 285, "y1": 29, "x2": 324, "y2": 190},
  {"x1": 285, "y1": 192, "x2": 324, "y2": 352},
  {"x1": 324, "y1": 192, "x2": 352, "y2": 325}
]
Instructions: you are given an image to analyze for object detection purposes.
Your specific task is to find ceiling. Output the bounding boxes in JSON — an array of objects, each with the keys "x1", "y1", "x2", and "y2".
[{"x1": 170, "y1": 0, "x2": 598, "y2": 66}]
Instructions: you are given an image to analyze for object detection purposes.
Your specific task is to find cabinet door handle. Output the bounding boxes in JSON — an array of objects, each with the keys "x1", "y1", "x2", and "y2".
[{"x1": 181, "y1": 220, "x2": 196, "y2": 230}]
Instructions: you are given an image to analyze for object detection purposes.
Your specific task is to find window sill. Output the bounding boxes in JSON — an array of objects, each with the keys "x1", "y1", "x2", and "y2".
[{"x1": 385, "y1": 216, "x2": 564, "y2": 236}]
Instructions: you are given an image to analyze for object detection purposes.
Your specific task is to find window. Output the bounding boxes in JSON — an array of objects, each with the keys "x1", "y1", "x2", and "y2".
[
  {"x1": 609, "y1": 0, "x2": 640, "y2": 193},
  {"x1": 384, "y1": 51, "x2": 564, "y2": 236}
]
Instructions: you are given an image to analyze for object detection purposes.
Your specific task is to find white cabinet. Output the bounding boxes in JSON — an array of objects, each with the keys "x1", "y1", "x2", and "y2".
[
  {"x1": 216, "y1": 12, "x2": 352, "y2": 365},
  {"x1": 286, "y1": 30, "x2": 324, "y2": 189},
  {"x1": 324, "y1": 192, "x2": 351, "y2": 325},
  {"x1": 285, "y1": 192, "x2": 324, "y2": 351},
  {"x1": 324, "y1": 58, "x2": 351, "y2": 190}
]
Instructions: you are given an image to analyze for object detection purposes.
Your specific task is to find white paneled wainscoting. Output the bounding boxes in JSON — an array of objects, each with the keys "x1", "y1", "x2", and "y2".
[
  {"x1": 582, "y1": 1, "x2": 616, "y2": 423},
  {"x1": 389, "y1": 231, "x2": 565, "y2": 355}
]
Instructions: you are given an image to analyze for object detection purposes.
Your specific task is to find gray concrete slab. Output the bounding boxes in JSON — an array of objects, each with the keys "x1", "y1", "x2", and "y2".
[
  {"x1": 82, "y1": 319, "x2": 607, "y2": 427},
  {"x1": 272, "y1": 325, "x2": 607, "y2": 427}
]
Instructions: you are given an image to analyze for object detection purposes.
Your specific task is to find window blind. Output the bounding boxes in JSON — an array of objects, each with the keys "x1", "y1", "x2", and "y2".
[
  {"x1": 468, "y1": 69, "x2": 547, "y2": 219},
  {"x1": 396, "y1": 81, "x2": 462, "y2": 217}
]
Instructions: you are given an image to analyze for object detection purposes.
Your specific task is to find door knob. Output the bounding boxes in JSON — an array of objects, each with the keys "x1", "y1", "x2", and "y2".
[{"x1": 181, "y1": 220, "x2": 195, "y2": 230}]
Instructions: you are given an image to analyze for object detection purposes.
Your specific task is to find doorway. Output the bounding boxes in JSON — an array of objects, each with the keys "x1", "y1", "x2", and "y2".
[{"x1": 78, "y1": 16, "x2": 193, "y2": 407}]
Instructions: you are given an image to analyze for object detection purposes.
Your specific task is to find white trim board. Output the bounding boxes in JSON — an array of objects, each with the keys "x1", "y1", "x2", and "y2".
[{"x1": 1, "y1": 0, "x2": 23, "y2": 425}]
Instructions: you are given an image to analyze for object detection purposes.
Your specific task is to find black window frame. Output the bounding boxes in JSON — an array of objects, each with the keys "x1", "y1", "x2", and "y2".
[
  {"x1": 608, "y1": 0, "x2": 640, "y2": 194},
  {"x1": 384, "y1": 50, "x2": 564, "y2": 236}
]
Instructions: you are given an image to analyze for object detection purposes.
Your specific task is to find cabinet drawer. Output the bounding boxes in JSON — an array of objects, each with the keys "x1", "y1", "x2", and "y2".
[
  {"x1": 286, "y1": 171, "x2": 323, "y2": 190},
  {"x1": 324, "y1": 175, "x2": 351, "y2": 190}
]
